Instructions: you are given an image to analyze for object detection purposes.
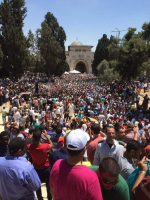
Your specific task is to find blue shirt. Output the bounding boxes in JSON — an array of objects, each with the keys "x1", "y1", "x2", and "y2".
[
  {"x1": 50, "y1": 148, "x2": 69, "y2": 169},
  {"x1": 47, "y1": 130, "x2": 56, "y2": 138},
  {"x1": 0, "y1": 144, "x2": 9, "y2": 157},
  {"x1": 0, "y1": 155, "x2": 41, "y2": 200}
]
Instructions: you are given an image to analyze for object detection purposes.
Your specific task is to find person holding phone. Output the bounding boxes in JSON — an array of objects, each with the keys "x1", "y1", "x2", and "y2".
[
  {"x1": 132, "y1": 157, "x2": 149, "y2": 200},
  {"x1": 27, "y1": 129, "x2": 53, "y2": 200}
]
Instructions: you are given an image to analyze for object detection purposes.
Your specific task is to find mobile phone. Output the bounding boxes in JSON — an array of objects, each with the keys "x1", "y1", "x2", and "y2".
[{"x1": 146, "y1": 157, "x2": 150, "y2": 162}]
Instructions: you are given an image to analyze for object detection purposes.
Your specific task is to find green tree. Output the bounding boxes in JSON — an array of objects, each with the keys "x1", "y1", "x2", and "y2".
[
  {"x1": 142, "y1": 59, "x2": 150, "y2": 77},
  {"x1": 27, "y1": 30, "x2": 37, "y2": 54},
  {"x1": 108, "y1": 36, "x2": 120, "y2": 61},
  {"x1": 0, "y1": 0, "x2": 12, "y2": 77},
  {"x1": 0, "y1": 0, "x2": 27, "y2": 79},
  {"x1": 115, "y1": 34, "x2": 148, "y2": 80},
  {"x1": 142, "y1": 22, "x2": 150, "y2": 43},
  {"x1": 92, "y1": 34, "x2": 110, "y2": 74},
  {"x1": 97, "y1": 59, "x2": 120, "y2": 82},
  {"x1": 37, "y1": 12, "x2": 68, "y2": 77},
  {"x1": 124, "y1": 28, "x2": 137, "y2": 41},
  {"x1": 25, "y1": 30, "x2": 38, "y2": 71},
  {"x1": 0, "y1": 44, "x2": 3, "y2": 70}
]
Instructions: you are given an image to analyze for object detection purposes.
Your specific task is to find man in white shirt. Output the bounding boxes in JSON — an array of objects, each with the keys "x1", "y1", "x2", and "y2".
[
  {"x1": 29, "y1": 108, "x2": 34, "y2": 124},
  {"x1": 93, "y1": 125, "x2": 124, "y2": 166},
  {"x1": 55, "y1": 107, "x2": 60, "y2": 117},
  {"x1": 107, "y1": 111, "x2": 113, "y2": 120},
  {"x1": 13, "y1": 108, "x2": 21, "y2": 125},
  {"x1": 69, "y1": 102, "x2": 75, "y2": 119},
  {"x1": 89, "y1": 97, "x2": 94, "y2": 104}
]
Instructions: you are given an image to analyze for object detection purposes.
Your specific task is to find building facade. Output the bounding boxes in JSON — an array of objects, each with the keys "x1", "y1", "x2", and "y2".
[{"x1": 66, "y1": 41, "x2": 94, "y2": 73}]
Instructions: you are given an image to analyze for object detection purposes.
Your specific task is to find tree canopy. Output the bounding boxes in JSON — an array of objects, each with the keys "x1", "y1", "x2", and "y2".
[
  {"x1": 37, "y1": 12, "x2": 68, "y2": 77},
  {"x1": 0, "y1": 2, "x2": 68, "y2": 78},
  {"x1": 0, "y1": 0, "x2": 27, "y2": 78},
  {"x1": 0, "y1": 0, "x2": 149, "y2": 80},
  {"x1": 93, "y1": 23, "x2": 150, "y2": 81},
  {"x1": 92, "y1": 34, "x2": 110, "y2": 75}
]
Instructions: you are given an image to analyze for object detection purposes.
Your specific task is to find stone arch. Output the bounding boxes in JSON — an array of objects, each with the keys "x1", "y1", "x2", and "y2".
[{"x1": 74, "y1": 59, "x2": 87, "y2": 73}]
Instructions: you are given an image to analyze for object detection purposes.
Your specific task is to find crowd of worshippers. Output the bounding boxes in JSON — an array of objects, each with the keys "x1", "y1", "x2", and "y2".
[{"x1": 0, "y1": 74, "x2": 150, "y2": 200}]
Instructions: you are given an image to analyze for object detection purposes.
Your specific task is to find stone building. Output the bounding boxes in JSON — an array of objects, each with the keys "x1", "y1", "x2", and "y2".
[{"x1": 66, "y1": 41, "x2": 94, "y2": 73}]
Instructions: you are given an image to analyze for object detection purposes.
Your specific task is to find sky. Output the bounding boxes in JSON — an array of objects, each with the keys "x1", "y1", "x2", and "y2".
[{"x1": 22, "y1": 0, "x2": 150, "y2": 51}]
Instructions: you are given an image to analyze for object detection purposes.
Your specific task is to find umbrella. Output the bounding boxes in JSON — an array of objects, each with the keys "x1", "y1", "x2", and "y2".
[
  {"x1": 64, "y1": 71, "x2": 69, "y2": 75},
  {"x1": 69, "y1": 70, "x2": 81, "y2": 74},
  {"x1": 88, "y1": 117, "x2": 98, "y2": 122}
]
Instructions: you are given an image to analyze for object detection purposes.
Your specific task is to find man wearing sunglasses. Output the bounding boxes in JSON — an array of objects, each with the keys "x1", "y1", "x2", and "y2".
[{"x1": 90, "y1": 157, "x2": 129, "y2": 200}]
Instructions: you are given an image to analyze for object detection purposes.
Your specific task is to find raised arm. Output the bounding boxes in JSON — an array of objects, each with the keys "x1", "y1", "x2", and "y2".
[{"x1": 42, "y1": 130, "x2": 54, "y2": 148}]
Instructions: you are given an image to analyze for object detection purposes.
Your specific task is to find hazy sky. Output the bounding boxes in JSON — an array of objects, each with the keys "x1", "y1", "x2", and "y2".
[{"x1": 16, "y1": 0, "x2": 150, "y2": 51}]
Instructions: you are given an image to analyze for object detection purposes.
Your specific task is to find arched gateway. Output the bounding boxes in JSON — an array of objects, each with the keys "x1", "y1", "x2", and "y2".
[
  {"x1": 66, "y1": 40, "x2": 94, "y2": 74},
  {"x1": 76, "y1": 61, "x2": 87, "y2": 73}
]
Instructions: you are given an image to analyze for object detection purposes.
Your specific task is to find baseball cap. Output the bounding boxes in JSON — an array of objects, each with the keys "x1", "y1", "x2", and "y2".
[
  {"x1": 67, "y1": 129, "x2": 90, "y2": 151},
  {"x1": 8, "y1": 137, "x2": 27, "y2": 154}
]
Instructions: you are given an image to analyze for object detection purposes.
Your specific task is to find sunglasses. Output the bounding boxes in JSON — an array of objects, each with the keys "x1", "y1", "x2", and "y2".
[{"x1": 101, "y1": 173, "x2": 118, "y2": 186}]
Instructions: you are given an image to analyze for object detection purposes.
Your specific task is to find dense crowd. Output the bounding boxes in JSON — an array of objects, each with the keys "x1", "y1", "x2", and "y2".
[{"x1": 0, "y1": 73, "x2": 150, "y2": 200}]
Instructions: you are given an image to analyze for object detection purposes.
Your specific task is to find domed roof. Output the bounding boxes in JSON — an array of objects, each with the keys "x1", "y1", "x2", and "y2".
[{"x1": 71, "y1": 41, "x2": 83, "y2": 46}]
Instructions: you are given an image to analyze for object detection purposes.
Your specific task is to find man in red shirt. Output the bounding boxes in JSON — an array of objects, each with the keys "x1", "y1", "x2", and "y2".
[
  {"x1": 50, "y1": 129, "x2": 103, "y2": 200},
  {"x1": 87, "y1": 123, "x2": 103, "y2": 164},
  {"x1": 27, "y1": 129, "x2": 53, "y2": 200}
]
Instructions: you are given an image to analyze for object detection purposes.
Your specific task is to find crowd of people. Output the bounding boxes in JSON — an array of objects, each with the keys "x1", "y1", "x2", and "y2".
[{"x1": 0, "y1": 73, "x2": 150, "y2": 200}]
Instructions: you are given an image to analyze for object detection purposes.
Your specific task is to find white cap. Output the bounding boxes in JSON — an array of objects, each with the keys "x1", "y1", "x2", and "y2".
[
  {"x1": 135, "y1": 121, "x2": 139, "y2": 125},
  {"x1": 67, "y1": 129, "x2": 90, "y2": 151},
  {"x1": 82, "y1": 124, "x2": 87, "y2": 132}
]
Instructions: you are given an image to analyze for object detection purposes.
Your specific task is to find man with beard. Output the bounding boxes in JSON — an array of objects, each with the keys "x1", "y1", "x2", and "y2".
[{"x1": 115, "y1": 126, "x2": 126, "y2": 146}]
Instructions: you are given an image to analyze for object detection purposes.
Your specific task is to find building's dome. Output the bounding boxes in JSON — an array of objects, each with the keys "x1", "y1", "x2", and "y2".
[{"x1": 71, "y1": 41, "x2": 83, "y2": 46}]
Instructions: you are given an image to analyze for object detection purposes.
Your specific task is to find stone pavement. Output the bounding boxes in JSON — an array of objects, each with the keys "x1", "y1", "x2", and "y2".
[{"x1": 0, "y1": 102, "x2": 48, "y2": 200}]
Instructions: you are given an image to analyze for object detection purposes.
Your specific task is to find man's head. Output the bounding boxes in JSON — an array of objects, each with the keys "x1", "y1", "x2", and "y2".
[
  {"x1": 127, "y1": 122, "x2": 134, "y2": 129},
  {"x1": 28, "y1": 128, "x2": 34, "y2": 138},
  {"x1": 0, "y1": 131, "x2": 9, "y2": 147},
  {"x1": 52, "y1": 123, "x2": 58, "y2": 130},
  {"x1": 56, "y1": 125, "x2": 62, "y2": 136},
  {"x1": 116, "y1": 126, "x2": 125, "y2": 141},
  {"x1": 106, "y1": 125, "x2": 115, "y2": 144},
  {"x1": 12, "y1": 127, "x2": 20, "y2": 136},
  {"x1": 67, "y1": 129, "x2": 89, "y2": 157},
  {"x1": 70, "y1": 121, "x2": 76, "y2": 130},
  {"x1": 33, "y1": 129, "x2": 42, "y2": 141},
  {"x1": 91, "y1": 123, "x2": 100, "y2": 135},
  {"x1": 98, "y1": 157, "x2": 120, "y2": 190},
  {"x1": 126, "y1": 139, "x2": 141, "y2": 160},
  {"x1": 138, "y1": 123, "x2": 143, "y2": 130},
  {"x1": 8, "y1": 137, "x2": 27, "y2": 156},
  {"x1": 19, "y1": 124, "x2": 24, "y2": 131}
]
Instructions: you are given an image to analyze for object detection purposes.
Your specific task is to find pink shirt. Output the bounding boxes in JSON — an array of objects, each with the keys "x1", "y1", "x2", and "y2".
[
  {"x1": 87, "y1": 136, "x2": 104, "y2": 165},
  {"x1": 34, "y1": 100, "x2": 38, "y2": 106},
  {"x1": 50, "y1": 159, "x2": 103, "y2": 200},
  {"x1": 124, "y1": 131, "x2": 140, "y2": 143}
]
